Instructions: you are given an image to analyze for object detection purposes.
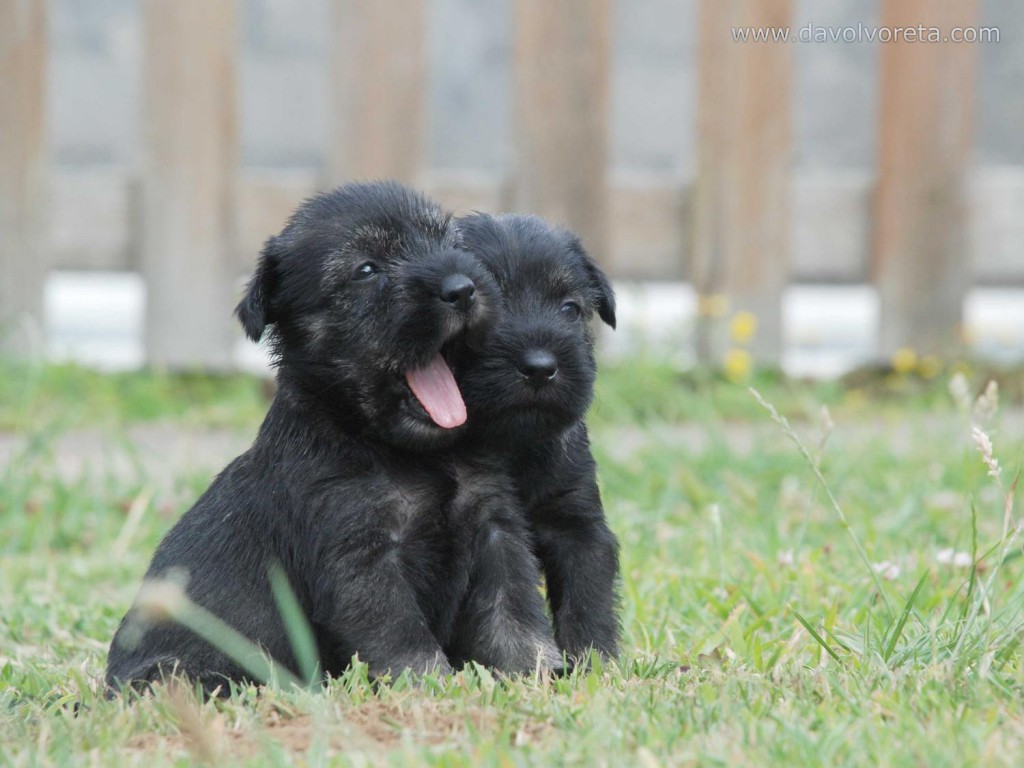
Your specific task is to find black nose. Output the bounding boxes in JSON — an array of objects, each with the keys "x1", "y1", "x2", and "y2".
[
  {"x1": 518, "y1": 349, "x2": 558, "y2": 385},
  {"x1": 440, "y1": 274, "x2": 477, "y2": 311}
]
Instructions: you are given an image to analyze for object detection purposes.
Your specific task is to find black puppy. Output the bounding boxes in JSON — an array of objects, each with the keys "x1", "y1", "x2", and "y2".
[
  {"x1": 453, "y1": 213, "x2": 621, "y2": 664},
  {"x1": 106, "y1": 182, "x2": 558, "y2": 692}
]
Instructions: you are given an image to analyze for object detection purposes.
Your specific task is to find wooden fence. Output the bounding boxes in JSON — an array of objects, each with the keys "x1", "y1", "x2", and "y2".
[{"x1": 1, "y1": 0, "x2": 1018, "y2": 368}]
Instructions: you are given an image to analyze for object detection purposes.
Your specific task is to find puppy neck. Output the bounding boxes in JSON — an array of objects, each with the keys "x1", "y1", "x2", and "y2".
[{"x1": 258, "y1": 376, "x2": 369, "y2": 448}]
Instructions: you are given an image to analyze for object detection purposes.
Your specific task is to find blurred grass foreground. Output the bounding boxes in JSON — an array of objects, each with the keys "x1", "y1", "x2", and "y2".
[{"x1": 2, "y1": 359, "x2": 1024, "y2": 765}]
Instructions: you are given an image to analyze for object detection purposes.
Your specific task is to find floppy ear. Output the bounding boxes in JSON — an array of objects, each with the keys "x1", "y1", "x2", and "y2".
[
  {"x1": 235, "y1": 238, "x2": 280, "y2": 342},
  {"x1": 569, "y1": 237, "x2": 617, "y2": 329}
]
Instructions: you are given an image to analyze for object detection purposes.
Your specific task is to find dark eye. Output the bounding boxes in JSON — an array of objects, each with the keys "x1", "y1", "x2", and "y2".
[
  {"x1": 560, "y1": 301, "x2": 582, "y2": 321},
  {"x1": 353, "y1": 262, "x2": 379, "y2": 281}
]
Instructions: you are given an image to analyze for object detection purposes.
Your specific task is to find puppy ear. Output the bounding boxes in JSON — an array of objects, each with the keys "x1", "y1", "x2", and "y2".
[
  {"x1": 569, "y1": 237, "x2": 617, "y2": 329},
  {"x1": 235, "y1": 238, "x2": 280, "y2": 342}
]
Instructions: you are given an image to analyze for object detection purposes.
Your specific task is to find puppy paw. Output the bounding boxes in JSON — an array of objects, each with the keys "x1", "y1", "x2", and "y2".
[
  {"x1": 423, "y1": 653, "x2": 454, "y2": 678},
  {"x1": 373, "y1": 650, "x2": 452, "y2": 680},
  {"x1": 536, "y1": 640, "x2": 567, "y2": 674},
  {"x1": 494, "y1": 637, "x2": 565, "y2": 677},
  {"x1": 561, "y1": 645, "x2": 617, "y2": 673}
]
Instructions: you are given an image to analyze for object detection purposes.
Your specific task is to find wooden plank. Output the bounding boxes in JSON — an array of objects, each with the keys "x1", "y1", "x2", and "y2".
[
  {"x1": 0, "y1": 0, "x2": 48, "y2": 355},
  {"x1": 692, "y1": 0, "x2": 794, "y2": 365},
  {"x1": 792, "y1": 170, "x2": 872, "y2": 283},
  {"x1": 47, "y1": 169, "x2": 1024, "y2": 285},
  {"x1": 512, "y1": 0, "x2": 612, "y2": 264},
  {"x1": 235, "y1": 170, "x2": 319, "y2": 273},
  {"x1": 141, "y1": 0, "x2": 238, "y2": 369},
  {"x1": 874, "y1": 0, "x2": 979, "y2": 357},
  {"x1": 970, "y1": 168, "x2": 1024, "y2": 284},
  {"x1": 607, "y1": 173, "x2": 689, "y2": 281},
  {"x1": 327, "y1": 0, "x2": 427, "y2": 183},
  {"x1": 424, "y1": 171, "x2": 508, "y2": 220},
  {"x1": 51, "y1": 169, "x2": 139, "y2": 271}
]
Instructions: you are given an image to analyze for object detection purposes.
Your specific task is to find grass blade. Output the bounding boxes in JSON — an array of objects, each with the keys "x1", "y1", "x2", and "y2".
[
  {"x1": 790, "y1": 606, "x2": 842, "y2": 663},
  {"x1": 883, "y1": 570, "x2": 929, "y2": 663},
  {"x1": 749, "y1": 387, "x2": 894, "y2": 617},
  {"x1": 268, "y1": 561, "x2": 322, "y2": 687}
]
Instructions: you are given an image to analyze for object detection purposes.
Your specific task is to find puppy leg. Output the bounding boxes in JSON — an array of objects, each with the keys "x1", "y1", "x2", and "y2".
[
  {"x1": 449, "y1": 474, "x2": 561, "y2": 674},
  {"x1": 532, "y1": 483, "x2": 621, "y2": 665},
  {"x1": 320, "y1": 549, "x2": 452, "y2": 680}
]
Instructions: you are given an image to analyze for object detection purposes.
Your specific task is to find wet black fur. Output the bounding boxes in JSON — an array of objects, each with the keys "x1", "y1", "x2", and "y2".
[
  {"x1": 452, "y1": 213, "x2": 621, "y2": 663},
  {"x1": 105, "y1": 182, "x2": 560, "y2": 694}
]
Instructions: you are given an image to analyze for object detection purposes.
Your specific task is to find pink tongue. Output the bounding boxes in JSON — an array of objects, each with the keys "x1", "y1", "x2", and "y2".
[{"x1": 405, "y1": 354, "x2": 467, "y2": 429}]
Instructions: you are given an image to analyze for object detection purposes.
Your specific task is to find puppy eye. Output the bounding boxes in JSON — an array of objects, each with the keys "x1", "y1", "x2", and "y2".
[
  {"x1": 560, "y1": 301, "x2": 582, "y2": 321},
  {"x1": 353, "y1": 262, "x2": 379, "y2": 281}
]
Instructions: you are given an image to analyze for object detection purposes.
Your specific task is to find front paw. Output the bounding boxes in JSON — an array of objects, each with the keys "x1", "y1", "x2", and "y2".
[
  {"x1": 536, "y1": 640, "x2": 567, "y2": 674},
  {"x1": 492, "y1": 636, "x2": 565, "y2": 676},
  {"x1": 560, "y1": 644, "x2": 617, "y2": 672},
  {"x1": 370, "y1": 650, "x2": 452, "y2": 680},
  {"x1": 557, "y1": 626, "x2": 619, "y2": 669}
]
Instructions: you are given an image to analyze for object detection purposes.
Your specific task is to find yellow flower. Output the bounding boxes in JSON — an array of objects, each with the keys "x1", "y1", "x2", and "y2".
[
  {"x1": 729, "y1": 311, "x2": 758, "y2": 345},
  {"x1": 891, "y1": 347, "x2": 918, "y2": 375},
  {"x1": 723, "y1": 348, "x2": 752, "y2": 382},
  {"x1": 697, "y1": 293, "x2": 730, "y2": 318}
]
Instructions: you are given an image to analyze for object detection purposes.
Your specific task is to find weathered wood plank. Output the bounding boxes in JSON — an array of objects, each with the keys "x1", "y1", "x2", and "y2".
[
  {"x1": 607, "y1": 174, "x2": 689, "y2": 281},
  {"x1": 874, "y1": 0, "x2": 980, "y2": 357},
  {"x1": 0, "y1": 0, "x2": 48, "y2": 355},
  {"x1": 47, "y1": 169, "x2": 1024, "y2": 285},
  {"x1": 792, "y1": 170, "x2": 872, "y2": 283},
  {"x1": 235, "y1": 170, "x2": 318, "y2": 272},
  {"x1": 327, "y1": 0, "x2": 427, "y2": 183},
  {"x1": 512, "y1": 0, "x2": 612, "y2": 263},
  {"x1": 692, "y1": 0, "x2": 794, "y2": 365},
  {"x1": 141, "y1": 0, "x2": 238, "y2": 368},
  {"x1": 970, "y1": 168, "x2": 1024, "y2": 284},
  {"x1": 51, "y1": 169, "x2": 138, "y2": 271}
]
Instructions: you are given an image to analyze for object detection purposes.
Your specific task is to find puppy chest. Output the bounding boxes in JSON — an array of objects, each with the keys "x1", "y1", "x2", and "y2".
[
  {"x1": 382, "y1": 478, "x2": 451, "y2": 541},
  {"x1": 447, "y1": 462, "x2": 520, "y2": 528}
]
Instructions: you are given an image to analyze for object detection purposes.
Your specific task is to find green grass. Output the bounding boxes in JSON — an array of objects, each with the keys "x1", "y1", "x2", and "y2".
[
  {"x1": 2, "y1": 361, "x2": 1024, "y2": 766},
  {"x1": 0, "y1": 361, "x2": 268, "y2": 431}
]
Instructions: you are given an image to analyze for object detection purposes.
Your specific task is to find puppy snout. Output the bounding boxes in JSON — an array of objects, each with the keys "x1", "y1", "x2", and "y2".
[
  {"x1": 517, "y1": 349, "x2": 558, "y2": 385},
  {"x1": 440, "y1": 274, "x2": 477, "y2": 312}
]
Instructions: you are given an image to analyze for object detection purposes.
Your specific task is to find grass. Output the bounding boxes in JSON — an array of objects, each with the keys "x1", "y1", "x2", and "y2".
[
  {"x1": 2, "y1": 359, "x2": 1024, "y2": 766},
  {"x1": 0, "y1": 361, "x2": 268, "y2": 431}
]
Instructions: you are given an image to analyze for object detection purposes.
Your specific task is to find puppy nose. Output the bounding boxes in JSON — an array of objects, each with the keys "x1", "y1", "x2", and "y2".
[
  {"x1": 517, "y1": 349, "x2": 558, "y2": 384},
  {"x1": 440, "y1": 274, "x2": 476, "y2": 311}
]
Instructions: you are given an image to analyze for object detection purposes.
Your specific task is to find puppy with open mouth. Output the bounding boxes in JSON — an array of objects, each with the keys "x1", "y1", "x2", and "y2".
[{"x1": 105, "y1": 182, "x2": 560, "y2": 693}]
